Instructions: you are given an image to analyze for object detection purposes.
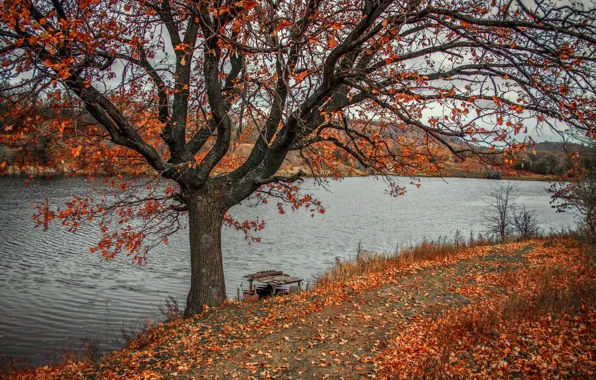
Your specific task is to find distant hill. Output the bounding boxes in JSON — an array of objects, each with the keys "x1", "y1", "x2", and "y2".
[{"x1": 534, "y1": 141, "x2": 586, "y2": 154}]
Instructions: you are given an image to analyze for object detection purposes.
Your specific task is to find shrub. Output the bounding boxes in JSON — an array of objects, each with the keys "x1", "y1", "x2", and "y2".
[
  {"x1": 158, "y1": 296, "x2": 182, "y2": 321},
  {"x1": 0, "y1": 144, "x2": 12, "y2": 163},
  {"x1": 512, "y1": 206, "x2": 541, "y2": 239},
  {"x1": 484, "y1": 170, "x2": 502, "y2": 180}
]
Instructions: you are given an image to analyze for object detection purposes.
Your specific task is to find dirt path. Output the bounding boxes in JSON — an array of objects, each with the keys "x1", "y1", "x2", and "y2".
[{"x1": 192, "y1": 244, "x2": 532, "y2": 379}]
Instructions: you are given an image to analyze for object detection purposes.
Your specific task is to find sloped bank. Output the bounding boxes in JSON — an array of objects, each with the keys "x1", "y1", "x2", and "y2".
[{"x1": 4, "y1": 236, "x2": 594, "y2": 379}]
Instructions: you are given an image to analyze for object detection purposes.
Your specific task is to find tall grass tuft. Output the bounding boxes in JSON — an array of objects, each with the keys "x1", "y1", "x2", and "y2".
[{"x1": 316, "y1": 231, "x2": 495, "y2": 287}]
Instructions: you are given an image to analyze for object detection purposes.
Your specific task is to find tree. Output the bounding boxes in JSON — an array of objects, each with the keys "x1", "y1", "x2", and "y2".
[
  {"x1": 1, "y1": 0, "x2": 595, "y2": 316},
  {"x1": 484, "y1": 182, "x2": 540, "y2": 241},
  {"x1": 550, "y1": 173, "x2": 596, "y2": 237},
  {"x1": 484, "y1": 182, "x2": 518, "y2": 240},
  {"x1": 548, "y1": 129, "x2": 596, "y2": 238},
  {"x1": 483, "y1": 182, "x2": 540, "y2": 240},
  {"x1": 549, "y1": 139, "x2": 596, "y2": 238}
]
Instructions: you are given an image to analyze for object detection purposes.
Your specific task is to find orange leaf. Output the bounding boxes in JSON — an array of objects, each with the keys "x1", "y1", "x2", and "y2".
[
  {"x1": 59, "y1": 68, "x2": 70, "y2": 80},
  {"x1": 243, "y1": 0, "x2": 258, "y2": 9},
  {"x1": 72, "y1": 146, "x2": 82, "y2": 157},
  {"x1": 328, "y1": 37, "x2": 338, "y2": 49},
  {"x1": 294, "y1": 71, "x2": 308, "y2": 82},
  {"x1": 57, "y1": 121, "x2": 66, "y2": 134},
  {"x1": 210, "y1": 7, "x2": 230, "y2": 16}
]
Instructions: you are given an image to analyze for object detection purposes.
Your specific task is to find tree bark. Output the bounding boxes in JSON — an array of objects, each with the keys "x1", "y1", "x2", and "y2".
[{"x1": 184, "y1": 191, "x2": 227, "y2": 317}]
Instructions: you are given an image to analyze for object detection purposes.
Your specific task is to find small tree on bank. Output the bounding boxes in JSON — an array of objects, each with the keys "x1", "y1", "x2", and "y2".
[
  {"x1": 1, "y1": 0, "x2": 595, "y2": 316},
  {"x1": 484, "y1": 182, "x2": 517, "y2": 241},
  {"x1": 549, "y1": 135, "x2": 596, "y2": 239},
  {"x1": 484, "y1": 182, "x2": 540, "y2": 241},
  {"x1": 550, "y1": 173, "x2": 596, "y2": 238}
]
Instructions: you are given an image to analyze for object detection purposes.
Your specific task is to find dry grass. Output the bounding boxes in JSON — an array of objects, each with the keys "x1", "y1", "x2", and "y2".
[
  {"x1": 1, "y1": 339, "x2": 100, "y2": 376},
  {"x1": 315, "y1": 251, "x2": 400, "y2": 287},
  {"x1": 316, "y1": 232, "x2": 495, "y2": 287},
  {"x1": 316, "y1": 227, "x2": 583, "y2": 289}
]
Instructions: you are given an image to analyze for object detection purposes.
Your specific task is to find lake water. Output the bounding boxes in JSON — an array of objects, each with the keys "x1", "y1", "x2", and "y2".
[{"x1": 0, "y1": 176, "x2": 577, "y2": 365}]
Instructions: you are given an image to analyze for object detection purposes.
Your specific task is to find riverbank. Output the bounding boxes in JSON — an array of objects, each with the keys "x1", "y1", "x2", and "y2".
[
  {"x1": 4, "y1": 234, "x2": 594, "y2": 379},
  {"x1": 0, "y1": 139, "x2": 571, "y2": 181},
  {"x1": 0, "y1": 162, "x2": 553, "y2": 182},
  {"x1": 0, "y1": 140, "x2": 554, "y2": 181}
]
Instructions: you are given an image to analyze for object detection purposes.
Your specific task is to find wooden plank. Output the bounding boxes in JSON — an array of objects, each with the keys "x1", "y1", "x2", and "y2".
[
  {"x1": 246, "y1": 270, "x2": 283, "y2": 279},
  {"x1": 253, "y1": 275, "x2": 303, "y2": 285}
]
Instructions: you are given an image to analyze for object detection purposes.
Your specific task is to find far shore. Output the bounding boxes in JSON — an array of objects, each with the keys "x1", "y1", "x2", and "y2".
[{"x1": 0, "y1": 163, "x2": 558, "y2": 182}]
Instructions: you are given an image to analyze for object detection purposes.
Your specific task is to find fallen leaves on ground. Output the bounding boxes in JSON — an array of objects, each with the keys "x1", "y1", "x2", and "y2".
[{"x1": 5, "y1": 238, "x2": 595, "y2": 379}]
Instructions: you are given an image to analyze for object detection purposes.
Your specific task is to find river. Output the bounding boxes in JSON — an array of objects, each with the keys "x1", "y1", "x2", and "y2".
[{"x1": 0, "y1": 176, "x2": 577, "y2": 365}]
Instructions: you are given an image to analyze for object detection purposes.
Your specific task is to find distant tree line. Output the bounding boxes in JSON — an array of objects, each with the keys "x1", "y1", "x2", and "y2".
[{"x1": 513, "y1": 152, "x2": 571, "y2": 176}]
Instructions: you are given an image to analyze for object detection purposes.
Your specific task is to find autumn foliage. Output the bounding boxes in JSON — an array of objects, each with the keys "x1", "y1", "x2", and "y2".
[{"x1": 1, "y1": 0, "x2": 595, "y2": 314}]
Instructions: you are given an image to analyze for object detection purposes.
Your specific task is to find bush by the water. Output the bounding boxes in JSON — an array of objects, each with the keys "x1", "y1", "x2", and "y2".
[
  {"x1": 0, "y1": 144, "x2": 12, "y2": 163},
  {"x1": 484, "y1": 170, "x2": 502, "y2": 180}
]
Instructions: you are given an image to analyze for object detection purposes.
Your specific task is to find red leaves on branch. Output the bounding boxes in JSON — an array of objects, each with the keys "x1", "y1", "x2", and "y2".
[
  {"x1": 32, "y1": 179, "x2": 184, "y2": 264},
  {"x1": 223, "y1": 214, "x2": 265, "y2": 243}
]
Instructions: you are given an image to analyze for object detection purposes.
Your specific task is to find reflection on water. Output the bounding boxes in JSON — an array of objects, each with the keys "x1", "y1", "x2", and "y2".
[{"x1": 0, "y1": 176, "x2": 576, "y2": 364}]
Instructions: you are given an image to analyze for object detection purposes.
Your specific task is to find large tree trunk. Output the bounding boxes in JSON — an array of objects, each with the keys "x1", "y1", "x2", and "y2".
[{"x1": 184, "y1": 191, "x2": 227, "y2": 317}]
